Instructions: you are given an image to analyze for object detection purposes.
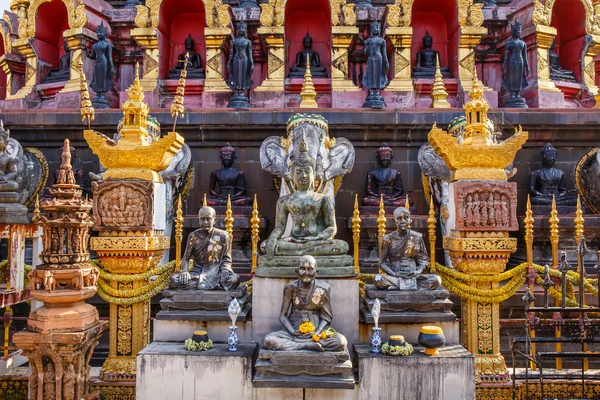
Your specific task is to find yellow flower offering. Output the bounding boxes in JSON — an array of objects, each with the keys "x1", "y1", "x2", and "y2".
[
  {"x1": 312, "y1": 334, "x2": 320, "y2": 342},
  {"x1": 299, "y1": 320, "x2": 316, "y2": 334},
  {"x1": 320, "y1": 332, "x2": 327, "y2": 339}
]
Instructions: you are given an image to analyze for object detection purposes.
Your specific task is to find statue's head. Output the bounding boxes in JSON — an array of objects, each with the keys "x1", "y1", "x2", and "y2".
[
  {"x1": 371, "y1": 22, "x2": 381, "y2": 37},
  {"x1": 184, "y1": 34, "x2": 195, "y2": 50},
  {"x1": 292, "y1": 136, "x2": 316, "y2": 191},
  {"x1": 376, "y1": 143, "x2": 393, "y2": 168},
  {"x1": 423, "y1": 31, "x2": 433, "y2": 48},
  {"x1": 511, "y1": 19, "x2": 522, "y2": 39},
  {"x1": 296, "y1": 255, "x2": 317, "y2": 284},
  {"x1": 236, "y1": 21, "x2": 247, "y2": 37},
  {"x1": 303, "y1": 32, "x2": 313, "y2": 49},
  {"x1": 198, "y1": 206, "x2": 216, "y2": 232},
  {"x1": 220, "y1": 143, "x2": 236, "y2": 167},
  {"x1": 97, "y1": 22, "x2": 107, "y2": 40},
  {"x1": 541, "y1": 143, "x2": 557, "y2": 167},
  {"x1": 393, "y1": 207, "x2": 411, "y2": 232},
  {"x1": 0, "y1": 120, "x2": 10, "y2": 152}
]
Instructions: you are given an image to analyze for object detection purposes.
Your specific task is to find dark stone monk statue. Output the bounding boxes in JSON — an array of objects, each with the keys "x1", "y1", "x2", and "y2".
[
  {"x1": 413, "y1": 31, "x2": 451, "y2": 78},
  {"x1": 549, "y1": 38, "x2": 576, "y2": 83},
  {"x1": 529, "y1": 144, "x2": 577, "y2": 206},
  {"x1": 207, "y1": 143, "x2": 251, "y2": 206},
  {"x1": 263, "y1": 255, "x2": 348, "y2": 352},
  {"x1": 502, "y1": 19, "x2": 529, "y2": 108},
  {"x1": 168, "y1": 34, "x2": 205, "y2": 79},
  {"x1": 288, "y1": 33, "x2": 328, "y2": 78},
  {"x1": 374, "y1": 207, "x2": 441, "y2": 290},
  {"x1": 362, "y1": 143, "x2": 408, "y2": 206},
  {"x1": 170, "y1": 206, "x2": 240, "y2": 290},
  {"x1": 45, "y1": 39, "x2": 71, "y2": 83}
]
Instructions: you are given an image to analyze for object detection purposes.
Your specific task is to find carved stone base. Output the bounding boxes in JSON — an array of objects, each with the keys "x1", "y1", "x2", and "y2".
[
  {"x1": 253, "y1": 348, "x2": 354, "y2": 389},
  {"x1": 503, "y1": 95, "x2": 528, "y2": 108},
  {"x1": 363, "y1": 93, "x2": 386, "y2": 109},
  {"x1": 0, "y1": 202, "x2": 28, "y2": 224},
  {"x1": 228, "y1": 93, "x2": 251, "y2": 109},
  {"x1": 157, "y1": 286, "x2": 251, "y2": 322},
  {"x1": 256, "y1": 255, "x2": 355, "y2": 278}
]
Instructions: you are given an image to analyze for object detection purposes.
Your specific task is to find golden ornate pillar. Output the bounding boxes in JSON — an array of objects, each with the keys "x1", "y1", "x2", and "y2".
[
  {"x1": 60, "y1": 27, "x2": 96, "y2": 94},
  {"x1": 255, "y1": 26, "x2": 285, "y2": 92},
  {"x1": 84, "y1": 69, "x2": 183, "y2": 384},
  {"x1": 384, "y1": 27, "x2": 413, "y2": 91},
  {"x1": 9, "y1": 38, "x2": 36, "y2": 99},
  {"x1": 532, "y1": 25, "x2": 561, "y2": 94},
  {"x1": 130, "y1": 27, "x2": 160, "y2": 93},
  {"x1": 331, "y1": 25, "x2": 359, "y2": 92},
  {"x1": 457, "y1": 26, "x2": 488, "y2": 92},
  {"x1": 204, "y1": 26, "x2": 232, "y2": 93},
  {"x1": 429, "y1": 74, "x2": 528, "y2": 384}
]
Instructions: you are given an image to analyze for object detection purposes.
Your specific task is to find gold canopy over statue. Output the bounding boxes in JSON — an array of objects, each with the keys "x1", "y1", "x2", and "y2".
[{"x1": 84, "y1": 65, "x2": 184, "y2": 182}]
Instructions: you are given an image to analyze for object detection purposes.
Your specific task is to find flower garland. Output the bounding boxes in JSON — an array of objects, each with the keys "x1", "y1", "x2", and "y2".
[
  {"x1": 97, "y1": 272, "x2": 171, "y2": 298},
  {"x1": 92, "y1": 260, "x2": 175, "y2": 282},
  {"x1": 184, "y1": 338, "x2": 213, "y2": 351},
  {"x1": 95, "y1": 273, "x2": 171, "y2": 305},
  {"x1": 382, "y1": 342, "x2": 414, "y2": 356},
  {"x1": 299, "y1": 321, "x2": 316, "y2": 334},
  {"x1": 435, "y1": 262, "x2": 528, "y2": 283},
  {"x1": 312, "y1": 328, "x2": 336, "y2": 342}
]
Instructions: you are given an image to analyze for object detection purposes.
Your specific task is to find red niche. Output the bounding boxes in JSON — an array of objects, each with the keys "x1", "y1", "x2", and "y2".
[
  {"x1": 32, "y1": 0, "x2": 69, "y2": 71},
  {"x1": 551, "y1": 0, "x2": 587, "y2": 82},
  {"x1": 158, "y1": 0, "x2": 206, "y2": 79},
  {"x1": 411, "y1": 0, "x2": 459, "y2": 77},
  {"x1": 284, "y1": 0, "x2": 331, "y2": 76}
]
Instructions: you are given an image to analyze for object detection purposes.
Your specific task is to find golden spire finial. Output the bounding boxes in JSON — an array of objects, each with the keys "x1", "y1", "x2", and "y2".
[
  {"x1": 225, "y1": 194, "x2": 234, "y2": 238},
  {"x1": 549, "y1": 195, "x2": 560, "y2": 268},
  {"x1": 171, "y1": 52, "x2": 190, "y2": 132},
  {"x1": 203, "y1": 193, "x2": 207, "y2": 207},
  {"x1": 431, "y1": 55, "x2": 450, "y2": 109},
  {"x1": 462, "y1": 66, "x2": 491, "y2": 145},
  {"x1": 575, "y1": 195, "x2": 584, "y2": 245},
  {"x1": 377, "y1": 194, "x2": 386, "y2": 250},
  {"x1": 175, "y1": 195, "x2": 184, "y2": 272},
  {"x1": 299, "y1": 54, "x2": 318, "y2": 108},
  {"x1": 351, "y1": 194, "x2": 361, "y2": 274},
  {"x1": 126, "y1": 62, "x2": 144, "y2": 100},
  {"x1": 78, "y1": 61, "x2": 94, "y2": 129},
  {"x1": 33, "y1": 194, "x2": 40, "y2": 223},
  {"x1": 250, "y1": 194, "x2": 260, "y2": 273},
  {"x1": 427, "y1": 196, "x2": 436, "y2": 269},
  {"x1": 524, "y1": 194, "x2": 534, "y2": 267},
  {"x1": 405, "y1": 193, "x2": 410, "y2": 208}
]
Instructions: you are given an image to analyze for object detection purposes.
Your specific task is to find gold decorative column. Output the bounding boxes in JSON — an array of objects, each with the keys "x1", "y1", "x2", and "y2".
[
  {"x1": 429, "y1": 74, "x2": 528, "y2": 384},
  {"x1": 384, "y1": 27, "x2": 413, "y2": 91},
  {"x1": 131, "y1": 27, "x2": 160, "y2": 93},
  {"x1": 255, "y1": 26, "x2": 285, "y2": 92},
  {"x1": 60, "y1": 27, "x2": 95, "y2": 94},
  {"x1": 9, "y1": 38, "x2": 36, "y2": 99},
  {"x1": 84, "y1": 70, "x2": 183, "y2": 383},
  {"x1": 531, "y1": 24, "x2": 561, "y2": 94},
  {"x1": 204, "y1": 26, "x2": 232, "y2": 92},
  {"x1": 455, "y1": 1, "x2": 487, "y2": 92}
]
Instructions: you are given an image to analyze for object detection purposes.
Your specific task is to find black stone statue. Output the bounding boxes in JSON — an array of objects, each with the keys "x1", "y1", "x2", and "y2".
[
  {"x1": 362, "y1": 22, "x2": 388, "y2": 109},
  {"x1": 502, "y1": 19, "x2": 529, "y2": 108},
  {"x1": 86, "y1": 22, "x2": 114, "y2": 109},
  {"x1": 288, "y1": 33, "x2": 328, "y2": 78},
  {"x1": 168, "y1": 34, "x2": 205, "y2": 79},
  {"x1": 207, "y1": 143, "x2": 251, "y2": 206},
  {"x1": 413, "y1": 31, "x2": 451, "y2": 78},
  {"x1": 227, "y1": 21, "x2": 254, "y2": 109},
  {"x1": 549, "y1": 38, "x2": 576, "y2": 83},
  {"x1": 362, "y1": 143, "x2": 409, "y2": 207},
  {"x1": 45, "y1": 39, "x2": 71, "y2": 83},
  {"x1": 529, "y1": 144, "x2": 577, "y2": 206}
]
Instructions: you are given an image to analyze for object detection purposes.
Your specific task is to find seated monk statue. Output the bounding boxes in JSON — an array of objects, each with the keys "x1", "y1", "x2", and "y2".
[
  {"x1": 45, "y1": 39, "x2": 71, "y2": 83},
  {"x1": 260, "y1": 138, "x2": 349, "y2": 258},
  {"x1": 549, "y1": 39, "x2": 576, "y2": 83},
  {"x1": 374, "y1": 207, "x2": 442, "y2": 291},
  {"x1": 207, "y1": 143, "x2": 252, "y2": 206},
  {"x1": 169, "y1": 206, "x2": 240, "y2": 290},
  {"x1": 168, "y1": 34, "x2": 205, "y2": 79},
  {"x1": 413, "y1": 31, "x2": 451, "y2": 78},
  {"x1": 0, "y1": 126, "x2": 19, "y2": 194},
  {"x1": 263, "y1": 255, "x2": 348, "y2": 352},
  {"x1": 530, "y1": 144, "x2": 577, "y2": 206},
  {"x1": 288, "y1": 33, "x2": 328, "y2": 78},
  {"x1": 362, "y1": 143, "x2": 410, "y2": 207}
]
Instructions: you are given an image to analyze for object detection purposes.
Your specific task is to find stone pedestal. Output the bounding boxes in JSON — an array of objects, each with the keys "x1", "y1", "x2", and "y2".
[
  {"x1": 252, "y1": 277, "x2": 359, "y2": 345},
  {"x1": 256, "y1": 255, "x2": 355, "y2": 278},
  {"x1": 136, "y1": 342, "x2": 258, "y2": 400},
  {"x1": 354, "y1": 344, "x2": 475, "y2": 400},
  {"x1": 157, "y1": 286, "x2": 251, "y2": 320},
  {"x1": 253, "y1": 349, "x2": 354, "y2": 389}
]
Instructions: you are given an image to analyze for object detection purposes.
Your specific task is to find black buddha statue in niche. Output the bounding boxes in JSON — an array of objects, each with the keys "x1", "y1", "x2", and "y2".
[
  {"x1": 549, "y1": 38, "x2": 576, "y2": 83},
  {"x1": 288, "y1": 33, "x2": 328, "y2": 78},
  {"x1": 45, "y1": 39, "x2": 71, "y2": 83},
  {"x1": 168, "y1": 34, "x2": 205, "y2": 79},
  {"x1": 413, "y1": 31, "x2": 451, "y2": 78},
  {"x1": 529, "y1": 144, "x2": 577, "y2": 206}
]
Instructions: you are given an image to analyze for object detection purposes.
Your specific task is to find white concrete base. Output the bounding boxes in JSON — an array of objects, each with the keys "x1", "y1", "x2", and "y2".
[
  {"x1": 153, "y1": 319, "x2": 252, "y2": 343},
  {"x1": 359, "y1": 320, "x2": 460, "y2": 345},
  {"x1": 252, "y1": 277, "x2": 359, "y2": 345}
]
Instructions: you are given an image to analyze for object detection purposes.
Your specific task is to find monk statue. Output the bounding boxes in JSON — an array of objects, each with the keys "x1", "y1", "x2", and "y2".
[
  {"x1": 529, "y1": 144, "x2": 577, "y2": 206},
  {"x1": 413, "y1": 31, "x2": 451, "y2": 78},
  {"x1": 169, "y1": 206, "x2": 240, "y2": 290},
  {"x1": 0, "y1": 126, "x2": 19, "y2": 194},
  {"x1": 502, "y1": 19, "x2": 529, "y2": 108},
  {"x1": 263, "y1": 255, "x2": 348, "y2": 352},
  {"x1": 374, "y1": 207, "x2": 441, "y2": 291},
  {"x1": 549, "y1": 38, "x2": 576, "y2": 83},
  {"x1": 86, "y1": 22, "x2": 113, "y2": 108},
  {"x1": 288, "y1": 33, "x2": 328, "y2": 78},
  {"x1": 362, "y1": 143, "x2": 409, "y2": 207},
  {"x1": 207, "y1": 143, "x2": 251, "y2": 206},
  {"x1": 260, "y1": 137, "x2": 349, "y2": 259},
  {"x1": 45, "y1": 39, "x2": 71, "y2": 83},
  {"x1": 168, "y1": 34, "x2": 205, "y2": 79}
]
